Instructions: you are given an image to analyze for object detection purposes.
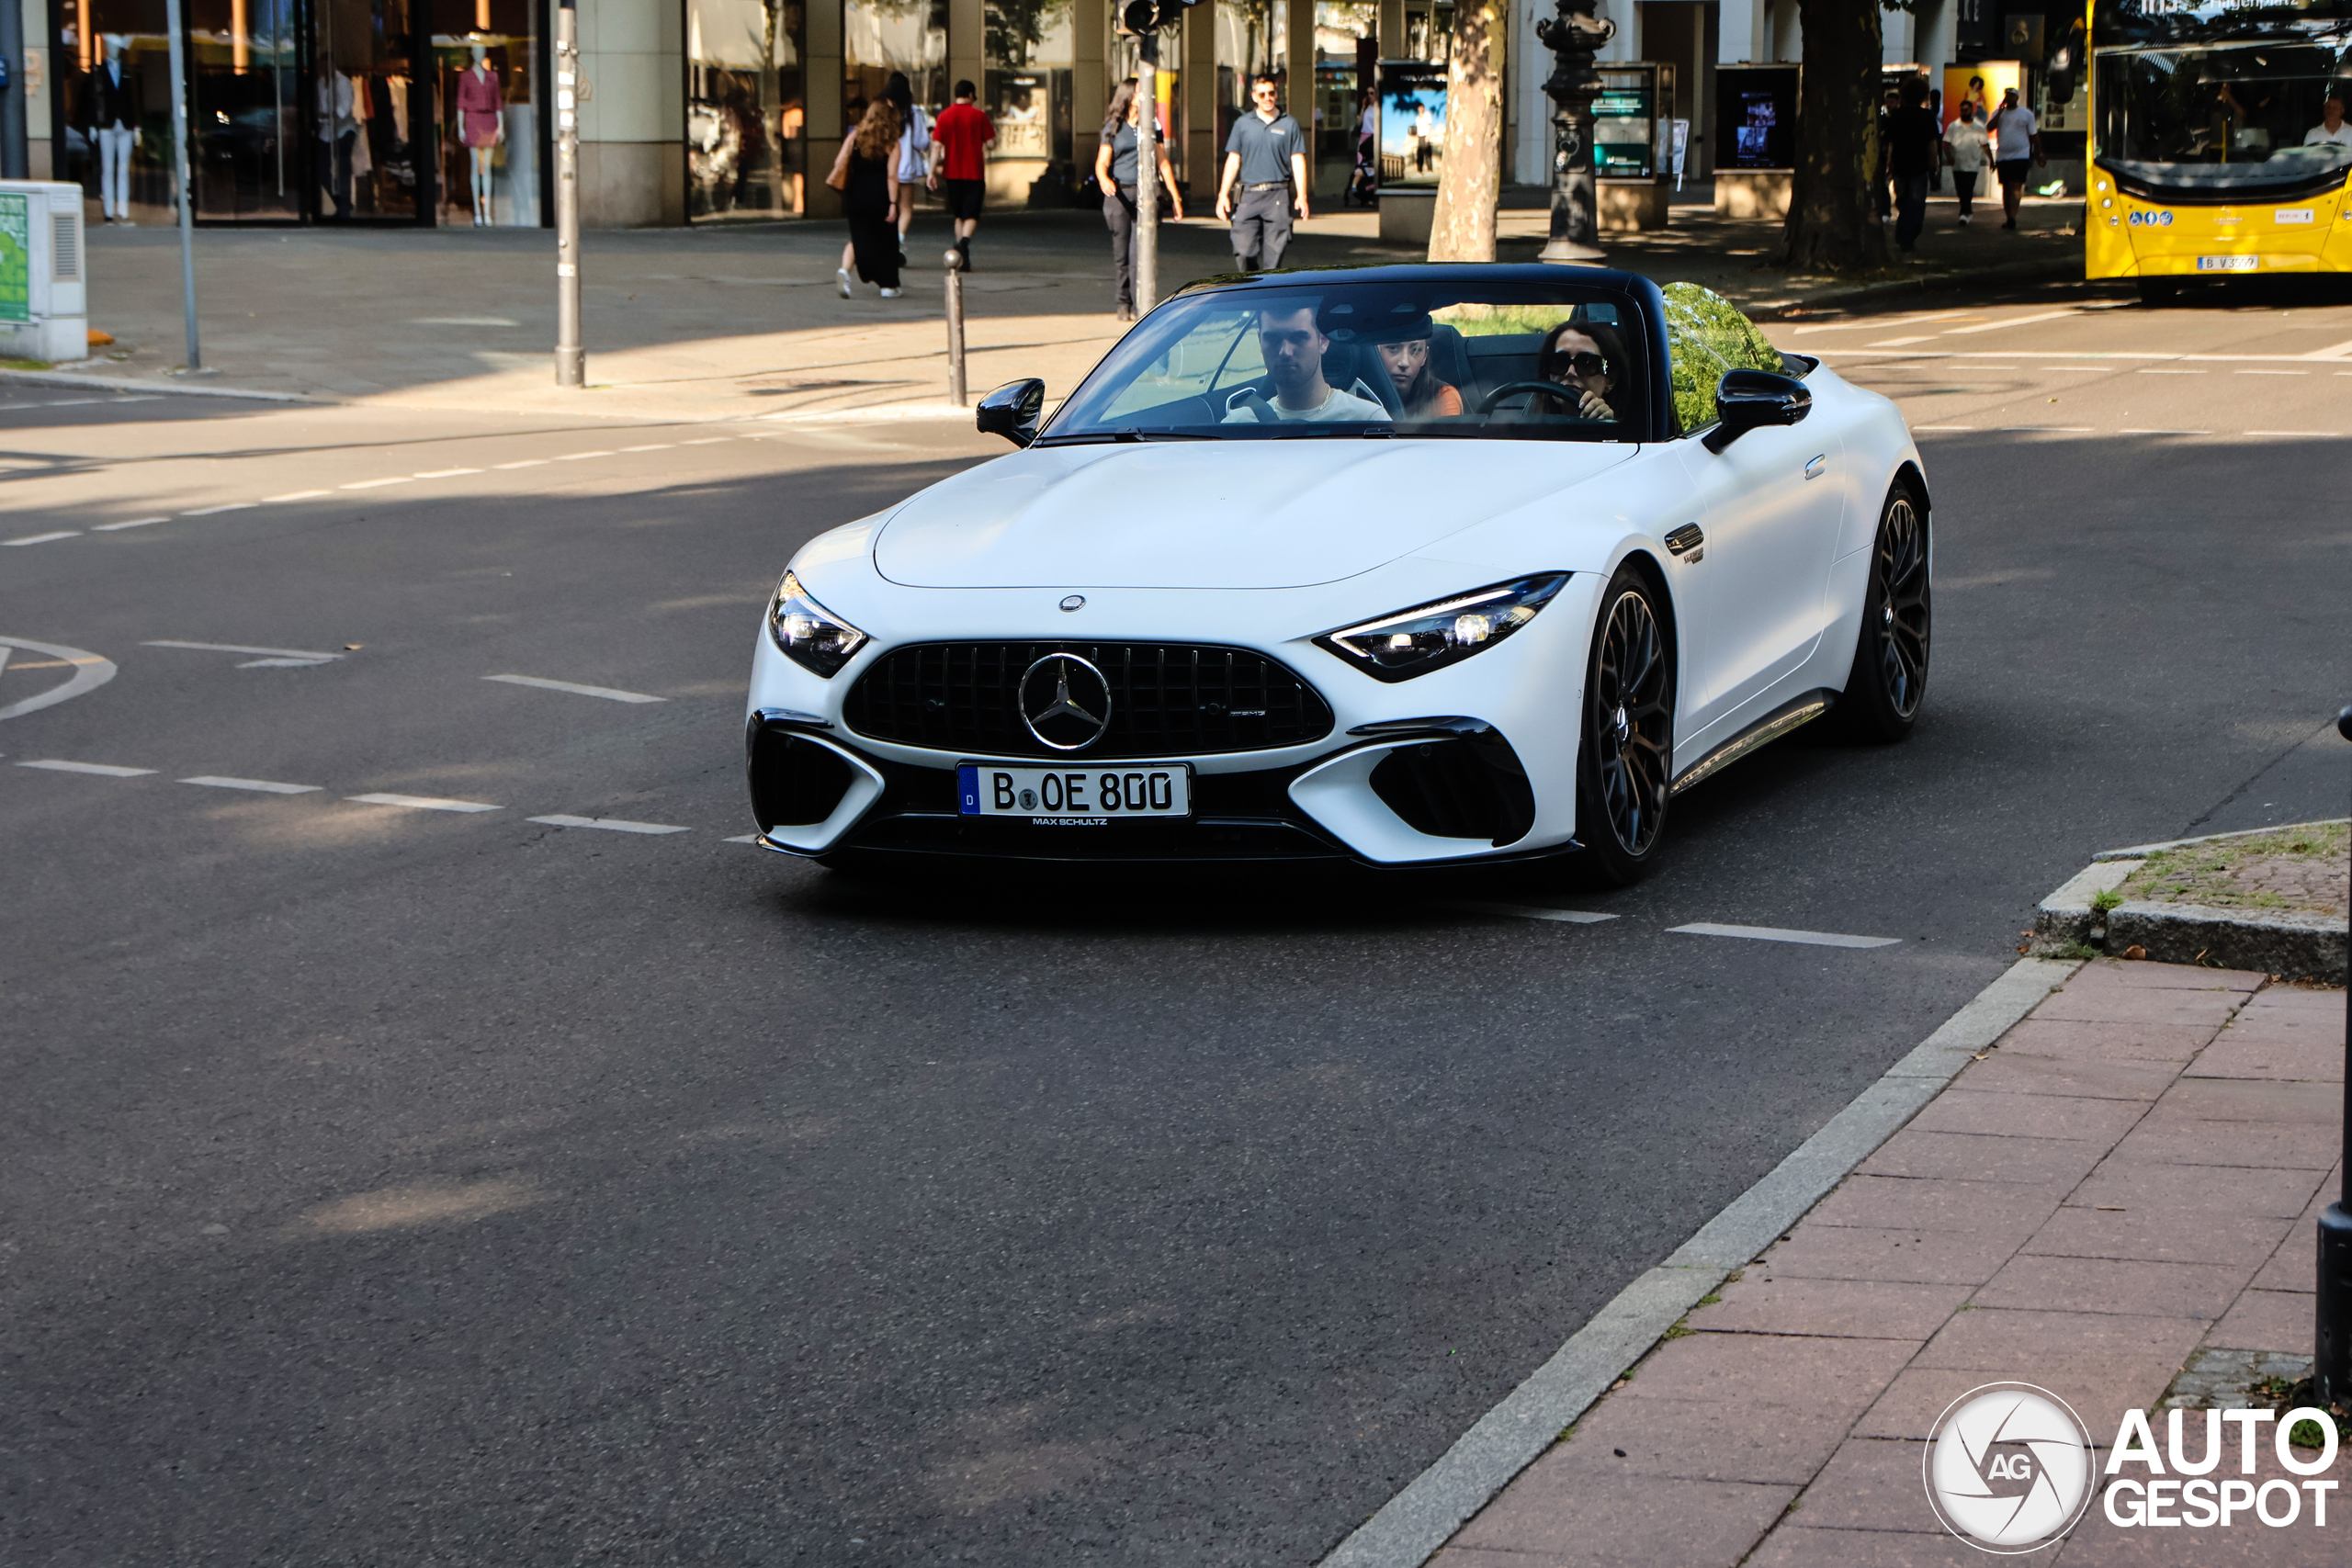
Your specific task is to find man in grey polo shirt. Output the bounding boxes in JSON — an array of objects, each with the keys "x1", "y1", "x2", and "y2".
[{"x1": 1216, "y1": 75, "x2": 1310, "y2": 272}]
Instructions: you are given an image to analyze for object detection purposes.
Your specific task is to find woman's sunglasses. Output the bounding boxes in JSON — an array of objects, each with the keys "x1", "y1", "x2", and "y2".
[{"x1": 1553, "y1": 351, "x2": 1610, "y2": 378}]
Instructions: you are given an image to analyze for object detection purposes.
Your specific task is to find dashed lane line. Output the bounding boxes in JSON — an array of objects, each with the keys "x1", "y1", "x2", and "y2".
[
  {"x1": 346, "y1": 793, "x2": 502, "y2": 813},
  {"x1": 340, "y1": 477, "x2": 413, "y2": 490},
  {"x1": 263, "y1": 490, "x2": 332, "y2": 502},
  {"x1": 182, "y1": 502, "x2": 256, "y2": 516},
  {"x1": 681, "y1": 437, "x2": 734, "y2": 446},
  {"x1": 483, "y1": 672, "x2": 664, "y2": 704},
  {"x1": 1445, "y1": 900, "x2": 1618, "y2": 925},
  {"x1": 4, "y1": 530, "x2": 80, "y2": 546},
  {"x1": 180, "y1": 775, "x2": 323, "y2": 795},
  {"x1": 528, "y1": 814, "x2": 692, "y2": 835},
  {"x1": 1668, "y1": 922, "x2": 1902, "y2": 950},
  {"x1": 145, "y1": 639, "x2": 346, "y2": 660},
  {"x1": 492, "y1": 458, "x2": 549, "y2": 469},
  {"x1": 618, "y1": 444, "x2": 674, "y2": 453},
  {"x1": 18, "y1": 759, "x2": 156, "y2": 777},
  {"x1": 413, "y1": 468, "x2": 482, "y2": 479},
  {"x1": 555, "y1": 450, "x2": 616, "y2": 461},
  {"x1": 90, "y1": 517, "x2": 171, "y2": 531}
]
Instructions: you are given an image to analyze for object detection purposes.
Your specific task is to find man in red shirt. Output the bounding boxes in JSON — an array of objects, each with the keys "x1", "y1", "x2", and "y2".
[{"x1": 931, "y1": 80, "x2": 994, "y2": 271}]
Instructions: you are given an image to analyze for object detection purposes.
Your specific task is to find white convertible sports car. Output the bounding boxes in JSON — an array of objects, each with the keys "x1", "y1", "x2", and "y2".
[{"x1": 744, "y1": 265, "x2": 1929, "y2": 883}]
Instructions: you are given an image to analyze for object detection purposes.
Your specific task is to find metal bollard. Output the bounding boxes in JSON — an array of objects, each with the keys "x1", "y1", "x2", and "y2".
[
  {"x1": 944, "y1": 250, "x2": 967, "y2": 408},
  {"x1": 2317, "y1": 701, "x2": 2352, "y2": 1406}
]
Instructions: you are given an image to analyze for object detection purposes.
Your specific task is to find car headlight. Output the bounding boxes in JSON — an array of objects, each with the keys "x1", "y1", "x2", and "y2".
[
  {"x1": 1315, "y1": 573, "x2": 1569, "y2": 682},
  {"x1": 767, "y1": 570, "x2": 870, "y2": 677}
]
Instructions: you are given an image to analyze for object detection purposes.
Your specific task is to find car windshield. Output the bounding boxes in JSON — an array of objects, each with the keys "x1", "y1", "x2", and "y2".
[
  {"x1": 2095, "y1": 29, "x2": 2352, "y2": 196},
  {"x1": 1041, "y1": 282, "x2": 1653, "y2": 444}
]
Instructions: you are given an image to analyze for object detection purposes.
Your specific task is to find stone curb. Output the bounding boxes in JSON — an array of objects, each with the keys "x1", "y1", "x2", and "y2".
[
  {"x1": 2030, "y1": 818, "x2": 2348, "y2": 976},
  {"x1": 1314, "y1": 956, "x2": 2078, "y2": 1568},
  {"x1": 1744, "y1": 250, "x2": 2086, "y2": 321},
  {"x1": 0, "y1": 367, "x2": 322, "y2": 403}
]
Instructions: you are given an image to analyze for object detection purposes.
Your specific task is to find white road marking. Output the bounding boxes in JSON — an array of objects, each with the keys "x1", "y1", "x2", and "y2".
[
  {"x1": 145, "y1": 639, "x2": 345, "y2": 660},
  {"x1": 1668, "y1": 921, "x2": 1902, "y2": 949},
  {"x1": 346, "y1": 793, "x2": 501, "y2": 813},
  {"x1": 182, "y1": 502, "x2": 257, "y2": 516},
  {"x1": 1865, "y1": 336, "x2": 1937, "y2": 347},
  {"x1": 618, "y1": 444, "x2": 674, "y2": 452},
  {"x1": 413, "y1": 468, "x2": 481, "y2": 478},
  {"x1": 19, "y1": 759, "x2": 155, "y2": 776},
  {"x1": 180, "y1": 775, "x2": 322, "y2": 794},
  {"x1": 555, "y1": 450, "x2": 615, "y2": 461},
  {"x1": 1447, "y1": 900, "x2": 1618, "y2": 925},
  {"x1": 2136, "y1": 367, "x2": 2206, "y2": 374},
  {"x1": 237, "y1": 656, "x2": 334, "y2": 668},
  {"x1": 2237, "y1": 369, "x2": 2308, "y2": 376},
  {"x1": 91, "y1": 516, "x2": 172, "y2": 531},
  {"x1": 528, "y1": 814, "x2": 692, "y2": 834},
  {"x1": 493, "y1": 458, "x2": 548, "y2": 469},
  {"x1": 482, "y1": 672, "x2": 664, "y2": 704},
  {"x1": 2120, "y1": 428, "x2": 2212, "y2": 434},
  {"x1": 0, "y1": 637, "x2": 119, "y2": 720},
  {"x1": 112, "y1": 395, "x2": 164, "y2": 403},
  {"x1": 2297, "y1": 337, "x2": 2352, "y2": 359},
  {"x1": 340, "y1": 477, "x2": 412, "y2": 490},
  {"x1": 4, "y1": 530, "x2": 80, "y2": 546},
  {"x1": 264, "y1": 490, "x2": 332, "y2": 502},
  {"x1": 1941, "y1": 310, "x2": 2080, "y2": 334},
  {"x1": 1997, "y1": 425, "x2": 2094, "y2": 433},
  {"x1": 680, "y1": 437, "x2": 733, "y2": 446}
]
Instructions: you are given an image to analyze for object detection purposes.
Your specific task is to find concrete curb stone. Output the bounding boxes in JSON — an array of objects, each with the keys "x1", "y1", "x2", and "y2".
[{"x1": 2030, "y1": 819, "x2": 2348, "y2": 977}]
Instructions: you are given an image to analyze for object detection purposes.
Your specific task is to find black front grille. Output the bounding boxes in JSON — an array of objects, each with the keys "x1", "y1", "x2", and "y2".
[{"x1": 843, "y1": 642, "x2": 1335, "y2": 759}]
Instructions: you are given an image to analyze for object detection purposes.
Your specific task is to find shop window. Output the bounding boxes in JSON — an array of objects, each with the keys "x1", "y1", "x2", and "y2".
[
  {"x1": 688, "y1": 0, "x2": 807, "y2": 218},
  {"x1": 51, "y1": 0, "x2": 175, "y2": 225},
  {"x1": 1310, "y1": 0, "x2": 1373, "y2": 169},
  {"x1": 842, "y1": 0, "x2": 946, "y2": 131},
  {"x1": 433, "y1": 0, "x2": 542, "y2": 227},
  {"x1": 1105, "y1": 2, "x2": 1183, "y2": 184},
  {"x1": 986, "y1": 0, "x2": 1074, "y2": 171},
  {"x1": 1214, "y1": 0, "x2": 1283, "y2": 153}
]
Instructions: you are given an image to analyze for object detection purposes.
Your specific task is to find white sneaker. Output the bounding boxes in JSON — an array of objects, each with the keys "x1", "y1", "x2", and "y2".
[
  {"x1": 836, "y1": 268, "x2": 853, "y2": 299},
  {"x1": 879, "y1": 287, "x2": 901, "y2": 299},
  {"x1": 1959, "y1": 213, "x2": 1971, "y2": 226}
]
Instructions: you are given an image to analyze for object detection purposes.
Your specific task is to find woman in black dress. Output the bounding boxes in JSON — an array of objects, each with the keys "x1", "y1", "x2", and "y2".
[{"x1": 831, "y1": 99, "x2": 904, "y2": 299}]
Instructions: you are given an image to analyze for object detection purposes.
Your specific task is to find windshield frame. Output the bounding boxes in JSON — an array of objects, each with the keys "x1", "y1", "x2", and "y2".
[{"x1": 1034, "y1": 265, "x2": 1673, "y2": 446}]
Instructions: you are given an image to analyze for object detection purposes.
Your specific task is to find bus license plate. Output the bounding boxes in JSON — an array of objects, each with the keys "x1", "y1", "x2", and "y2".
[
  {"x1": 2196, "y1": 255, "x2": 2258, "y2": 272},
  {"x1": 957, "y1": 763, "x2": 1192, "y2": 821}
]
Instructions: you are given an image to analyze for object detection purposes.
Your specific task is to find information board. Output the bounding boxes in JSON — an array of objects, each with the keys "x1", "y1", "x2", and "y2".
[{"x1": 0, "y1": 193, "x2": 28, "y2": 324}]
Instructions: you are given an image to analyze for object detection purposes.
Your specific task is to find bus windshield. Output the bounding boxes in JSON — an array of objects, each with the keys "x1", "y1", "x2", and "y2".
[{"x1": 2096, "y1": 24, "x2": 2352, "y2": 198}]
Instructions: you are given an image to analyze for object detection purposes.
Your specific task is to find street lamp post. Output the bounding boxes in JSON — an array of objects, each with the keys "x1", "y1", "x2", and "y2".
[
  {"x1": 1534, "y1": 0, "x2": 1613, "y2": 265},
  {"x1": 553, "y1": 0, "x2": 584, "y2": 388},
  {"x1": 1134, "y1": 29, "x2": 1159, "y2": 313},
  {"x1": 2316, "y1": 702, "x2": 2352, "y2": 1407}
]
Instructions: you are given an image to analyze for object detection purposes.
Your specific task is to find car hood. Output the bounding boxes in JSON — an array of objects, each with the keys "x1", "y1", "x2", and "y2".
[{"x1": 872, "y1": 439, "x2": 1639, "y2": 590}]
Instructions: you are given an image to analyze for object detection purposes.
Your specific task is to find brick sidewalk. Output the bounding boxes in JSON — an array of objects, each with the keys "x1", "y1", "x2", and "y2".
[{"x1": 1438, "y1": 960, "x2": 2347, "y2": 1565}]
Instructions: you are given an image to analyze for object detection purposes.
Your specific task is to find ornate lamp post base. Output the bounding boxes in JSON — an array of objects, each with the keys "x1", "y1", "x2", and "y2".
[{"x1": 1536, "y1": 0, "x2": 1614, "y2": 265}]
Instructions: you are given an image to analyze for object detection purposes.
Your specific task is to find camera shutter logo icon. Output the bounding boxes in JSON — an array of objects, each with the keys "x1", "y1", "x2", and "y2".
[{"x1": 1923, "y1": 1382, "x2": 2095, "y2": 1552}]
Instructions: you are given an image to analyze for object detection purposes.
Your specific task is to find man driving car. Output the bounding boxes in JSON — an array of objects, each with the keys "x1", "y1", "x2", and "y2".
[{"x1": 1223, "y1": 302, "x2": 1389, "y2": 423}]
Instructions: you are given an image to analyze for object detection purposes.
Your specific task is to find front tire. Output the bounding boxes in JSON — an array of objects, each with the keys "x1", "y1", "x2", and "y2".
[
  {"x1": 1837, "y1": 482, "x2": 1931, "y2": 742},
  {"x1": 1575, "y1": 566, "x2": 1675, "y2": 886}
]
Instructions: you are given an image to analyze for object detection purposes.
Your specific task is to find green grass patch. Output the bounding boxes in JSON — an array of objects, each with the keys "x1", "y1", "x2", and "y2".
[{"x1": 2118, "y1": 822, "x2": 2347, "y2": 912}]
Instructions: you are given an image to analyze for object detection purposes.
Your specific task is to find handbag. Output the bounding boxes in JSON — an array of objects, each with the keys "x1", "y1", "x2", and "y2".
[{"x1": 824, "y1": 139, "x2": 853, "y2": 192}]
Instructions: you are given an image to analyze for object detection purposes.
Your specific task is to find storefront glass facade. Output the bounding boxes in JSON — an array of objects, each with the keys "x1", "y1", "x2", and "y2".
[
  {"x1": 687, "y1": 0, "x2": 806, "y2": 217},
  {"x1": 842, "y1": 0, "x2": 945, "y2": 132},
  {"x1": 1213, "y1": 0, "x2": 1281, "y2": 150},
  {"x1": 985, "y1": 0, "x2": 1073, "y2": 171}
]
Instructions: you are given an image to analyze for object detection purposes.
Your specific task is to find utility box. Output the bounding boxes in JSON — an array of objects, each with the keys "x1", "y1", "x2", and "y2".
[{"x1": 0, "y1": 182, "x2": 89, "y2": 364}]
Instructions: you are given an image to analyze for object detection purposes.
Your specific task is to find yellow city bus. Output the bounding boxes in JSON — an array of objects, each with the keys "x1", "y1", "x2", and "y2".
[{"x1": 2086, "y1": 0, "x2": 2352, "y2": 298}]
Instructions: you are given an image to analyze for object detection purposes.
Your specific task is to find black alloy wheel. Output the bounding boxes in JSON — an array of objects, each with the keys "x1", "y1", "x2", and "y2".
[
  {"x1": 1838, "y1": 483, "x2": 1931, "y2": 742},
  {"x1": 1576, "y1": 567, "x2": 1674, "y2": 886}
]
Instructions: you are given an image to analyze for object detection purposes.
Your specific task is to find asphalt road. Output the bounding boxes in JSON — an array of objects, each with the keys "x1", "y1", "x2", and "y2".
[{"x1": 4, "y1": 280, "x2": 2349, "y2": 1566}]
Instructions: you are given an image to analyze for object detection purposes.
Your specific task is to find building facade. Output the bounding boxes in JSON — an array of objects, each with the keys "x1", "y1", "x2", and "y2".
[{"x1": 17, "y1": 0, "x2": 2073, "y2": 229}]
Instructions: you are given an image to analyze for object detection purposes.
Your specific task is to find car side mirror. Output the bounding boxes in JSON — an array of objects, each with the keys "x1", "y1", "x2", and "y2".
[
  {"x1": 976, "y1": 378, "x2": 1046, "y2": 448},
  {"x1": 1703, "y1": 368, "x2": 1812, "y2": 453}
]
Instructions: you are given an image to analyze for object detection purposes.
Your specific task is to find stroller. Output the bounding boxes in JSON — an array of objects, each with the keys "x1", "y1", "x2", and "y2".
[{"x1": 1344, "y1": 132, "x2": 1378, "y2": 209}]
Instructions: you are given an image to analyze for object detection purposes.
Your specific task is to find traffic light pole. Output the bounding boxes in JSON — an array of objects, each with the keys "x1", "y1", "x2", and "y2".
[
  {"x1": 1134, "y1": 31, "x2": 1159, "y2": 314},
  {"x1": 553, "y1": 0, "x2": 584, "y2": 387},
  {"x1": 2316, "y1": 702, "x2": 2352, "y2": 1407}
]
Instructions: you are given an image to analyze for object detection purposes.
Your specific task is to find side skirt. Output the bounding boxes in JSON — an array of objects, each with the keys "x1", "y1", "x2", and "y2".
[{"x1": 1668, "y1": 689, "x2": 1836, "y2": 796}]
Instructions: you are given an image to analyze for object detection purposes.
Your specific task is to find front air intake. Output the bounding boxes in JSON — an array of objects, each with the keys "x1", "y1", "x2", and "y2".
[{"x1": 1367, "y1": 733, "x2": 1536, "y2": 846}]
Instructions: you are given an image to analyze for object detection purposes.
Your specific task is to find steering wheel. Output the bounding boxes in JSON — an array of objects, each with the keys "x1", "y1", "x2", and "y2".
[{"x1": 1478, "y1": 380, "x2": 1600, "y2": 418}]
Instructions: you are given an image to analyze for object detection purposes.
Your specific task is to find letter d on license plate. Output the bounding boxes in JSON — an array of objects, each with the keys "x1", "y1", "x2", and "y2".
[{"x1": 957, "y1": 762, "x2": 1193, "y2": 820}]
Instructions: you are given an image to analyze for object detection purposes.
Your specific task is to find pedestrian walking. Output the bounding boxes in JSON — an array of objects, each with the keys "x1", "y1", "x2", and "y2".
[
  {"x1": 1873, "y1": 87, "x2": 1897, "y2": 220},
  {"x1": 933, "y1": 80, "x2": 994, "y2": 271},
  {"x1": 887, "y1": 71, "x2": 935, "y2": 254},
  {"x1": 1095, "y1": 78, "x2": 1185, "y2": 321},
  {"x1": 828, "y1": 99, "x2": 904, "y2": 299},
  {"x1": 1942, "y1": 102, "x2": 1991, "y2": 225},
  {"x1": 1216, "y1": 75, "x2": 1309, "y2": 274},
  {"x1": 1987, "y1": 85, "x2": 2045, "y2": 230},
  {"x1": 1886, "y1": 77, "x2": 1939, "y2": 253}
]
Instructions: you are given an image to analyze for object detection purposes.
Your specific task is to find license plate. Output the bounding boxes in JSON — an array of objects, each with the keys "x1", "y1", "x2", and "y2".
[
  {"x1": 956, "y1": 762, "x2": 1192, "y2": 821},
  {"x1": 2196, "y1": 254, "x2": 2259, "y2": 272}
]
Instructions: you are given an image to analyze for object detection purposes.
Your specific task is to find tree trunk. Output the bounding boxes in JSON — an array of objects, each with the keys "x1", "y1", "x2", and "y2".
[
  {"x1": 1428, "y1": 0, "x2": 1506, "y2": 262},
  {"x1": 1777, "y1": 0, "x2": 1891, "y2": 273}
]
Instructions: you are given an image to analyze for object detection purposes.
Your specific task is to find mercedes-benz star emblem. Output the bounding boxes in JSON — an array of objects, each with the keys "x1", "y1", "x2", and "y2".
[
  {"x1": 1059, "y1": 594, "x2": 1085, "y2": 612},
  {"x1": 1018, "y1": 653, "x2": 1113, "y2": 751}
]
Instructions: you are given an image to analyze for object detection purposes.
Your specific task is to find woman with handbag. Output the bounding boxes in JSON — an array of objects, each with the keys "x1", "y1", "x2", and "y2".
[
  {"x1": 830, "y1": 100, "x2": 905, "y2": 299},
  {"x1": 1093, "y1": 79, "x2": 1183, "y2": 322}
]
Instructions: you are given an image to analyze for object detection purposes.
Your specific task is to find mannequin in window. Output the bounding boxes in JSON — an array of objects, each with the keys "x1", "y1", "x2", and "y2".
[
  {"x1": 87, "y1": 35, "x2": 143, "y2": 225},
  {"x1": 317, "y1": 58, "x2": 357, "y2": 216},
  {"x1": 456, "y1": 44, "x2": 505, "y2": 225}
]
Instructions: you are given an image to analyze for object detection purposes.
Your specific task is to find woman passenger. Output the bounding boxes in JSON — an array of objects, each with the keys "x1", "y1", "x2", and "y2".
[
  {"x1": 1536, "y1": 319, "x2": 1629, "y2": 422},
  {"x1": 1374, "y1": 320, "x2": 1463, "y2": 419}
]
